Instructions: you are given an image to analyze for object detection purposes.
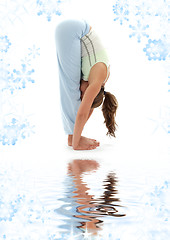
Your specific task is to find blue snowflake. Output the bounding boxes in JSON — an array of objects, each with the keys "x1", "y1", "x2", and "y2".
[
  {"x1": 135, "y1": 2, "x2": 152, "y2": 18},
  {"x1": 143, "y1": 39, "x2": 169, "y2": 61},
  {"x1": 148, "y1": 107, "x2": 170, "y2": 134},
  {"x1": 0, "y1": 35, "x2": 11, "y2": 53},
  {"x1": 155, "y1": 0, "x2": 170, "y2": 21},
  {"x1": 0, "y1": 194, "x2": 23, "y2": 222},
  {"x1": 0, "y1": 64, "x2": 35, "y2": 94},
  {"x1": 0, "y1": 60, "x2": 10, "y2": 91},
  {"x1": 21, "y1": 56, "x2": 32, "y2": 66},
  {"x1": 0, "y1": 117, "x2": 35, "y2": 145},
  {"x1": 145, "y1": 181, "x2": 170, "y2": 222},
  {"x1": 2, "y1": 72, "x2": 16, "y2": 94},
  {"x1": 0, "y1": 0, "x2": 32, "y2": 26},
  {"x1": 36, "y1": 0, "x2": 62, "y2": 22},
  {"x1": 13, "y1": 64, "x2": 35, "y2": 89},
  {"x1": 112, "y1": 2, "x2": 129, "y2": 25},
  {"x1": 168, "y1": 76, "x2": 170, "y2": 93},
  {"x1": 129, "y1": 20, "x2": 149, "y2": 43},
  {"x1": 22, "y1": 199, "x2": 51, "y2": 224},
  {"x1": 28, "y1": 44, "x2": 40, "y2": 59}
]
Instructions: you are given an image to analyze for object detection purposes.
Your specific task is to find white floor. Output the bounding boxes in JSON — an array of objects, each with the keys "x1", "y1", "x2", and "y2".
[{"x1": 1, "y1": 124, "x2": 170, "y2": 239}]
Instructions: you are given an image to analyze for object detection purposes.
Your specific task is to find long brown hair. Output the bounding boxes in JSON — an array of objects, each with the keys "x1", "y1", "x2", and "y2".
[{"x1": 91, "y1": 87, "x2": 118, "y2": 137}]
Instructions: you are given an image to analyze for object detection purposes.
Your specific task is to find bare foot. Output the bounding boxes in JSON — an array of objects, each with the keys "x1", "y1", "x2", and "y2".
[
  {"x1": 68, "y1": 135, "x2": 99, "y2": 146},
  {"x1": 68, "y1": 135, "x2": 100, "y2": 150},
  {"x1": 81, "y1": 136, "x2": 99, "y2": 146},
  {"x1": 74, "y1": 137, "x2": 99, "y2": 150}
]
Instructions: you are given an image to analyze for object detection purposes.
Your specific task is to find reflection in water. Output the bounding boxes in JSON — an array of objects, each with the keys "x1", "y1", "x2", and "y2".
[
  {"x1": 55, "y1": 159, "x2": 125, "y2": 237},
  {"x1": 91, "y1": 172, "x2": 126, "y2": 218}
]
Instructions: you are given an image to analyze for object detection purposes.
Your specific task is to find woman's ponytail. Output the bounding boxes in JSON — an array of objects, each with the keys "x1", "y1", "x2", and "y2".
[
  {"x1": 102, "y1": 91, "x2": 118, "y2": 137},
  {"x1": 91, "y1": 87, "x2": 118, "y2": 137}
]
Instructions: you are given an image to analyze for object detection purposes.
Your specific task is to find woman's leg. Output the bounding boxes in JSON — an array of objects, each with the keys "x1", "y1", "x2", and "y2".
[{"x1": 55, "y1": 19, "x2": 90, "y2": 134}]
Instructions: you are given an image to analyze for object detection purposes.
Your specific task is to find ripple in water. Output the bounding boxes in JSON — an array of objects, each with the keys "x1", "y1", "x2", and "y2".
[{"x1": 55, "y1": 159, "x2": 126, "y2": 237}]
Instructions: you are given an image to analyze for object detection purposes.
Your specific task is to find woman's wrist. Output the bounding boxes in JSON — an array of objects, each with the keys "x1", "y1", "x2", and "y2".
[{"x1": 68, "y1": 135, "x2": 73, "y2": 146}]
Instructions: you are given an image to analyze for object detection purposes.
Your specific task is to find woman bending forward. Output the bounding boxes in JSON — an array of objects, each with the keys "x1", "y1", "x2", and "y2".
[{"x1": 55, "y1": 19, "x2": 118, "y2": 150}]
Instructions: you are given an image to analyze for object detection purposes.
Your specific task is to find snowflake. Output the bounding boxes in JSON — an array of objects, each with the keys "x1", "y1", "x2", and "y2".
[
  {"x1": 0, "y1": 194, "x2": 23, "y2": 222},
  {"x1": 155, "y1": 0, "x2": 170, "y2": 21},
  {"x1": 0, "y1": 0, "x2": 36, "y2": 27},
  {"x1": 0, "y1": 167, "x2": 57, "y2": 239},
  {"x1": 0, "y1": 117, "x2": 35, "y2": 145},
  {"x1": 0, "y1": 60, "x2": 10, "y2": 90},
  {"x1": 2, "y1": 64, "x2": 35, "y2": 94},
  {"x1": 2, "y1": 72, "x2": 18, "y2": 94},
  {"x1": 129, "y1": 20, "x2": 149, "y2": 43},
  {"x1": 0, "y1": 35, "x2": 11, "y2": 53},
  {"x1": 135, "y1": 2, "x2": 152, "y2": 18},
  {"x1": 143, "y1": 39, "x2": 169, "y2": 61},
  {"x1": 0, "y1": 169, "x2": 26, "y2": 222},
  {"x1": 28, "y1": 44, "x2": 40, "y2": 59},
  {"x1": 145, "y1": 181, "x2": 170, "y2": 222},
  {"x1": 21, "y1": 56, "x2": 32, "y2": 66},
  {"x1": 13, "y1": 64, "x2": 35, "y2": 89},
  {"x1": 112, "y1": 2, "x2": 129, "y2": 25},
  {"x1": 148, "y1": 107, "x2": 170, "y2": 134},
  {"x1": 17, "y1": 198, "x2": 52, "y2": 225},
  {"x1": 36, "y1": 0, "x2": 62, "y2": 22}
]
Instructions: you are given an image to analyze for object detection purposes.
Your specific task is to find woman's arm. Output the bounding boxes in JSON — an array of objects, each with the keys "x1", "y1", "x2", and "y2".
[
  {"x1": 73, "y1": 62, "x2": 107, "y2": 150},
  {"x1": 80, "y1": 80, "x2": 94, "y2": 120},
  {"x1": 72, "y1": 83, "x2": 101, "y2": 149}
]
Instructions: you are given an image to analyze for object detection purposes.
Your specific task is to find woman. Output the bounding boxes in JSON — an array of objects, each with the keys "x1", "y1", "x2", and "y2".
[{"x1": 55, "y1": 19, "x2": 118, "y2": 150}]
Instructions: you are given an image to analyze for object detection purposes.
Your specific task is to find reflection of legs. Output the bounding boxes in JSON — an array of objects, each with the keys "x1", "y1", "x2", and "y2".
[
  {"x1": 68, "y1": 159, "x2": 101, "y2": 233},
  {"x1": 55, "y1": 19, "x2": 90, "y2": 134}
]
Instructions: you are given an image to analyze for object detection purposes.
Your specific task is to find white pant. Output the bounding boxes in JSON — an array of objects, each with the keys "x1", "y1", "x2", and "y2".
[{"x1": 55, "y1": 19, "x2": 90, "y2": 134}]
